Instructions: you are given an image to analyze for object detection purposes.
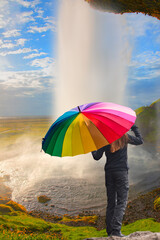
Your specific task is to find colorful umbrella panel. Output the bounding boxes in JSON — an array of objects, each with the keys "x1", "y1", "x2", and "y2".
[{"x1": 42, "y1": 102, "x2": 136, "y2": 157}]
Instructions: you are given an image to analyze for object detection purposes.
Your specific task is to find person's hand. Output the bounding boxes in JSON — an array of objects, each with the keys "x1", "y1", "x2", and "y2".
[{"x1": 131, "y1": 124, "x2": 137, "y2": 131}]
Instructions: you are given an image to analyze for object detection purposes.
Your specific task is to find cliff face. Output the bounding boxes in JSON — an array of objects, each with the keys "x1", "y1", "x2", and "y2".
[
  {"x1": 135, "y1": 99, "x2": 160, "y2": 151},
  {"x1": 85, "y1": 0, "x2": 160, "y2": 20}
]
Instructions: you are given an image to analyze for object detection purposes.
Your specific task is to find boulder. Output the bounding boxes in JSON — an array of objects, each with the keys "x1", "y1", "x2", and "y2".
[
  {"x1": 83, "y1": 231, "x2": 160, "y2": 240},
  {"x1": 37, "y1": 195, "x2": 51, "y2": 203}
]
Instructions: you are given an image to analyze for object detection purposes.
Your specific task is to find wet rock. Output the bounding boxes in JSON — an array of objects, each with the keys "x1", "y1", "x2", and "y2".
[
  {"x1": 0, "y1": 177, "x2": 12, "y2": 199},
  {"x1": 83, "y1": 231, "x2": 160, "y2": 240},
  {"x1": 37, "y1": 195, "x2": 51, "y2": 203},
  {"x1": 2, "y1": 175, "x2": 10, "y2": 182}
]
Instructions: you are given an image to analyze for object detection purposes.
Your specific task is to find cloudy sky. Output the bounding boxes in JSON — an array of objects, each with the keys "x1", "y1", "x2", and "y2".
[{"x1": 0, "y1": 0, "x2": 159, "y2": 117}]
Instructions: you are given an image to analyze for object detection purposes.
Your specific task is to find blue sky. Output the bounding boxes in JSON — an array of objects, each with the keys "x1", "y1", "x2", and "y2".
[{"x1": 0, "y1": 0, "x2": 159, "y2": 116}]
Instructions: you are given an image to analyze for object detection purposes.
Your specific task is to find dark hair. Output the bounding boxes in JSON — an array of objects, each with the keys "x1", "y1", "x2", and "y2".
[{"x1": 110, "y1": 134, "x2": 128, "y2": 153}]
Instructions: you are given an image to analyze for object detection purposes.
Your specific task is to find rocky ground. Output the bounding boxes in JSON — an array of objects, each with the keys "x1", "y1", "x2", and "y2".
[
  {"x1": 0, "y1": 174, "x2": 160, "y2": 231},
  {"x1": 83, "y1": 231, "x2": 160, "y2": 240},
  {"x1": 29, "y1": 187, "x2": 160, "y2": 231}
]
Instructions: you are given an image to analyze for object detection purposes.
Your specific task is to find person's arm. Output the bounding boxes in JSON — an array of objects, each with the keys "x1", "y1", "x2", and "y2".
[
  {"x1": 91, "y1": 146, "x2": 106, "y2": 160},
  {"x1": 127, "y1": 124, "x2": 144, "y2": 145}
]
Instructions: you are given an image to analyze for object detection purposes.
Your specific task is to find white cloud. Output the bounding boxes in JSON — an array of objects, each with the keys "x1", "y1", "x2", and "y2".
[
  {"x1": 0, "y1": 4, "x2": 36, "y2": 33},
  {"x1": 0, "y1": 40, "x2": 15, "y2": 49},
  {"x1": 0, "y1": 0, "x2": 55, "y2": 98},
  {"x1": 29, "y1": 0, "x2": 41, "y2": 8},
  {"x1": 0, "y1": 71, "x2": 43, "y2": 89},
  {"x1": 30, "y1": 57, "x2": 54, "y2": 68},
  {"x1": 0, "y1": 56, "x2": 13, "y2": 70},
  {"x1": 0, "y1": 0, "x2": 8, "y2": 8},
  {"x1": 132, "y1": 51, "x2": 160, "y2": 67},
  {"x1": 126, "y1": 13, "x2": 160, "y2": 37},
  {"x1": 0, "y1": 48, "x2": 36, "y2": 56},
  {"x1": 129, "y1": 50, "x2": 160, "y2": 81},
  {"x1": 0, "y1": 67, "x2": 54, "y2": 96},
  {"x1": 0, "y1": 0, "x2": 10, "y2": 28},
  {"x1": 0, "y1": 57, "x2": 55, "y2": 94},
  {"x1": 2, "y1": 29, "x2": 21, "y2": 38},
  {"x1": 0, "y1": 38, "x2": 27, "y2": 49},
  {"x1": 13, "y1": 0, "x2": 30, "y2": 8},
  {"x1": 30, "y1": 57, "x2": 55, "y2": 78},
  {"x1": 28, "y1": 16, "x2": 56, "y2": 33},
  {"x1": 16, "y1": 38, "x2": 27, "y2": 46},
  {"x1": 23, "y1": 52, "x2": 47, "y2": 59},
  {"x1": 18, "y1": 11, "x2": 35, "y2": 24},
  {"x1": 35, "y1": 9, "x2": 44, "y2": 18},
  {"x1": 28, "y1": 24, "x2": 53, "y2": 33},
  {"x1": 10, "y1": 0, "x2": 40, "y2": 8}
]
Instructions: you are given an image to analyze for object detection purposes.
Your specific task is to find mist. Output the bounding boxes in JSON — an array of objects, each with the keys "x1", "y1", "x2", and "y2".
[{"x1": 0, "y1": 134, "x2": 159, "y2": 215}]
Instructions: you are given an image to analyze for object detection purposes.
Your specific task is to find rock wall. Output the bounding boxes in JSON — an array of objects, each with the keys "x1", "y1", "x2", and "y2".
[{"x1": 85, "y1": 0, "x2": 160, "y2": 20}]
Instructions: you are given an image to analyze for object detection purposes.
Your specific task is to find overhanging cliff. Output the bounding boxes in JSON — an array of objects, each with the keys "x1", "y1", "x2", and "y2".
[{"x1": 85, "y1": 0, "x2": 160, "y2": 20}]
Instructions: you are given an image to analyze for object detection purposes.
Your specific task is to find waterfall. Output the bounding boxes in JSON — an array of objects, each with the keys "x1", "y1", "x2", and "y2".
[{"x1": 55, "y1": 0, "x2": 131, "y2": 116}]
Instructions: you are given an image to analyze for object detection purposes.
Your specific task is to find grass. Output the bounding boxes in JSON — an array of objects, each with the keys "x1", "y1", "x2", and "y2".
[
  {"x1": 122, "y1": 218, "x2": 160, "y2": 235},
  {"x1": 0, "y1": 211, "x2": 107, "y2": 239},
  {"x1": 0, "y1": 208, "x2": 160, "y2": 240},
  {"x1": 0, "y1": 117, "x2": 53, "y2": 149}
]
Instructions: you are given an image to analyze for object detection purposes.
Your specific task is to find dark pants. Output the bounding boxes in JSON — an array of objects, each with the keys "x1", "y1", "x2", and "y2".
[{"x1": 105, "y1": 170, "x2": 129, "y2": 235}]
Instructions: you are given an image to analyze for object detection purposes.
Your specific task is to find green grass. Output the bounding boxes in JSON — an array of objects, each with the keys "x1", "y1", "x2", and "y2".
[
  {"x1": 0, "y1": 211, "x2": 107, "y2": 240},
  {"x1": 0, "y1": 197, "x2": 160, "y2": 239},
  {"x1": 122, "y1": 218, "x2": 160, "y2": 235},
  {"x1": 0, "y1": 211, "x2": 160, "y2": 240},
  {"x1": 0, "y1": 117, "x2": 53, "y2": 148}
]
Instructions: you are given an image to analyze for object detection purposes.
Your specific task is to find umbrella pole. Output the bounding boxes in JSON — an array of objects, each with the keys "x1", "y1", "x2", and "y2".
[{"x1": 78, "y1": 106, "x2": 81, "y2": 112}]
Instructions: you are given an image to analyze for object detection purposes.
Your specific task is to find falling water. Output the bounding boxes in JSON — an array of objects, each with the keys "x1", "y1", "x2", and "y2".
[{"x1": 56, "y1": 0, "x2": 131, "y2": 116}]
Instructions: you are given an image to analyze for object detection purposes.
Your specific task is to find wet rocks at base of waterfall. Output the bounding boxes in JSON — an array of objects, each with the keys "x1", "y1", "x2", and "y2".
[
  {"x1": 37, "y1": 195, "x2": 51, "y2": 204},
  {"x1": 0, "y1": 176, "x2": 12, "y2": 200},
  {"x1": 83, "y1": 231, "x2": 160, "y2": 240}
]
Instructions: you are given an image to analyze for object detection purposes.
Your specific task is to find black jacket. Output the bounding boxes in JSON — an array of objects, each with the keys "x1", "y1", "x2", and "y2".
[{"x1": 92, "y1": 125, "x2": 143, "y2": 172}]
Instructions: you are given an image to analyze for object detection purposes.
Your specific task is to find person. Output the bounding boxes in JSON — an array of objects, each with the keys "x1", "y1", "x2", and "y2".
[{"x1": 92, "y1": 124, "x2": 143, "y2": 237}]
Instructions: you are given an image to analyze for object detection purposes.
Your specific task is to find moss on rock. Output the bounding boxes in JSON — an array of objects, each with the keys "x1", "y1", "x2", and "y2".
[
  {"x1": 37, "y1": 195, "x2": 51, "y2": 203},
  {"x1": 6, "y1": 200, "x2": 27, "y2": 213},
  {"x1": 0, "y1": 204, "x2": 17, "y2": 216},
  {"x1": 154, "y1": 197, "x2": 160, "y2": 211}
]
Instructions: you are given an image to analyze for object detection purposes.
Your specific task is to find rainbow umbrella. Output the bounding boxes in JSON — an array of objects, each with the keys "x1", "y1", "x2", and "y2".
[{"x1": 42, "y1": 102, "x2": 136, "y2": 157}]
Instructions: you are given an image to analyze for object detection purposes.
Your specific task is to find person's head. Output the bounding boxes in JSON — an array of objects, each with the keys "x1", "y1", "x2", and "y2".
[{"x1": 110, "y1": 134, "x2": 128, "y2": 153}]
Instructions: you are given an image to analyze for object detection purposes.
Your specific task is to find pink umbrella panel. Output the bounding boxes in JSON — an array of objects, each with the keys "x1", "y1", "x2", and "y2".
[{"x1": 42, "y1": 102, "x2": 136, "y2": 157}]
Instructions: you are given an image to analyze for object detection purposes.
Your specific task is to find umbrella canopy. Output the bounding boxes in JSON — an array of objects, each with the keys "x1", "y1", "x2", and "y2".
[{"x1": 42, "y1": 102, "x2": 136, "y2": 157}]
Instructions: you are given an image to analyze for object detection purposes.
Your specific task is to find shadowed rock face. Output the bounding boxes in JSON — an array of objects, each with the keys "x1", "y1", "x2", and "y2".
[
  {"x1": 83, "y1": 231, "x2": 160, "y2": 239},
  {"x1": 85, "y1": 0, "x2": 160, "y2": 20}
]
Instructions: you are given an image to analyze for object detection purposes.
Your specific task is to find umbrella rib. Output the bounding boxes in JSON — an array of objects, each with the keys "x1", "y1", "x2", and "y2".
[
  {"x1": 85, "y1": 112, "x2": 129, "y2": 132},
  {"x1": 83, "y1": 113, "x2": 123, "y2": 141},
  {"x1": 77, "y1": 117, "x2": 85, "y2": 154},
  {"x1": 81, "y1": 115, "x2": 98, "y2": 151},
  {"x1": 81, "y1": 114, "x2": 109, "y2": 147},
  {"x1": 86, "y1": 111, "x2": 134, "y2": 125},
  {"x1": 50, "y1": 114, "x2": 78, "y2": 157},
  {"x1": 44, "y1": 111, "x2": 78, "y2": 142}
]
